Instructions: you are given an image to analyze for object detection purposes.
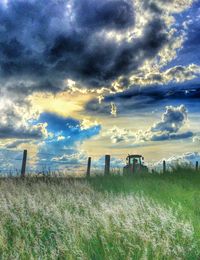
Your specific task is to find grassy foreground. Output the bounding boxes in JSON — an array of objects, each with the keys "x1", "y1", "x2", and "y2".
[{"x1": 0, "y1": 169, "x2": 199, "y2": 259}]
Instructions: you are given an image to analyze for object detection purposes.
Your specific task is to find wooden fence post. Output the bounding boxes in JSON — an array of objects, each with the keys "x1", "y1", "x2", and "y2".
[
  {"x1": 104, "y1": 155, "x2": 110, "y2": 176},
  {"x1": 196, "y1": 161, "x2": 199, "y2": 171},
  {"x1": 21, "y1": 150, "x2": 27, "y2": 177},
  {"x1": 86, "y1": 157, "x2": 91, "y2": 177},
  {"x1": 163, "y1": 160, "x2": 166, "y2": 174}
]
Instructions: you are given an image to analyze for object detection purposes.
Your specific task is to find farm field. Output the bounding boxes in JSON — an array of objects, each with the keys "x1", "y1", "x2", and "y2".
[{"x1": 0, "y1": 169, "x2": 199, "y2": 259}]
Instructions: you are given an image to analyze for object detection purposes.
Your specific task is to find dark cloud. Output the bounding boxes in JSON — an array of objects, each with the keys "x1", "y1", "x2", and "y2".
[
  {"x1": 86, "y1": 82, "x2": 200, "y2": 115},
  {"x1": 151, "y1": 131, "x2": 193, "y2": 141},
  {"x1": 73, "y1": 0, "x2": 135, "y2": 31},
  {"x1": 0, "y1": 0, "x2": 169, "y2": 93},
  {"x1": 0, "y1": 125, "x2": 46, "y2": 139},
  {"x1": 0, "y1": 0, "x2": 197, "y2": 146}
]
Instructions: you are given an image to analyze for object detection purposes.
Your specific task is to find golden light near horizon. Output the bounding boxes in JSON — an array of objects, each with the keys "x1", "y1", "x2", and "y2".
[{"x1": 30, "y1": 91, "x2": 95, "y2": 119}]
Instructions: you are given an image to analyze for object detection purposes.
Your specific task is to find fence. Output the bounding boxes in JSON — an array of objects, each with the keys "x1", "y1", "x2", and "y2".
[
  {"x1": 0, "y1": 149, "x2": 87, "y2": 177},
  {"x1": 0, "y1": 150, "x2": 199, "y2": 178}
]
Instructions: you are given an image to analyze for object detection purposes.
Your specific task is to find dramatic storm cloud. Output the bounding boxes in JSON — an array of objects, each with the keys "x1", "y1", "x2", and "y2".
[
  {"x1": 86, "y1": 81, "x2": 200, "y2": 115},
  {"x1": 0, "y1": 0, "x2": 188, "y2": 93}
]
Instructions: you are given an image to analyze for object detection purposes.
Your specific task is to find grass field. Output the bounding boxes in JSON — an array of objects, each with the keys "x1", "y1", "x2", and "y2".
[{"x1": 0, "y1": 169, "x2": 199, "y2": 259}]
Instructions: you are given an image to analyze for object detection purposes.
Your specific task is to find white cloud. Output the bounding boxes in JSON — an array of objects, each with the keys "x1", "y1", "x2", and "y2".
[
  {"x1": 108, "y1": 126, "x2": 136, "y2": 144},
  {"x1": 193, "y1": 136, "x2": 200, "y2": 143},
  {"x1": 51, "y1": 151, "x2": 87, "y2": 165},
  {"x1": 106, "y1": 105, "x2": 193, "y2": 145},
  {"x1": 0, "y1": 98, "x2": 48, "y2": 139},
  {"x1": 153, "y1": 105, "x2": 187, "y2": 133},
  {"x1": 92, "y1": 156, "x2": 124, "y2": 169},
  {"x1": 130, "y1": 64, "x2": 200, "y2": 86},
  {"x1": 137, "y1": 105, "x2": 193, "y2": 142},
  {"x1": 155, "y1": 0, "x2": 194, "y2": 12},
  {"x1": 80, "y1": 119, "x2": 100, "y2": 130},
  {"x1": 110, "y1": 102, "x2": 117, "y2": 117},
  {"x1": 57, "y1": 135, "x2": 65, "y2": 141},
  {"x1": 154, "y1": 152, "x2": 200, "y2": 171}
]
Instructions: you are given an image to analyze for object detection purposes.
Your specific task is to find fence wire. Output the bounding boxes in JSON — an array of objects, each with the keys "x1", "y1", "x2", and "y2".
[
  {"x1": 0, "y1": 149, "x2": 90, "y2": 176},
  {"x1": 0, "y1": 149, "x2": 199, "y2": 177}
]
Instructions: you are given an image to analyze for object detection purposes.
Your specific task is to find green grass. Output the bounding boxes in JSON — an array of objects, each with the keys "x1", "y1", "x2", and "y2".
[
  {"x1": 89, "y1": 169, "x2": 200, "y2": 234},
  {"x1": 0, "y1": 169, "x2": 199, "y2": 259},
  {"x1": 90, "y1": 169, "x2": 200, "y2": 248}
]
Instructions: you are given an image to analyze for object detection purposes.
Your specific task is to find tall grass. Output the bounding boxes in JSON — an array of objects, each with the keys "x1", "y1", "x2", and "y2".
[
  {"x1": 90, "y1": 169, "x2": 200, "y2": 239},
  {"x1": 0, "y1": 171, "x2": 199, "y2": 259}
]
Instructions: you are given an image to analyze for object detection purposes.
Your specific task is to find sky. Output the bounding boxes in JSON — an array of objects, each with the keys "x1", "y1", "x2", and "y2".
[{"x1": 0, "y1": 0, "x2": 200, "y2": 173}]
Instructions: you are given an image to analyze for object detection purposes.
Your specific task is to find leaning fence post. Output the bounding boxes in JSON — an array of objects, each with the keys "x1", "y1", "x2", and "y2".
[
  {"x1": 21, "y1": 150, "x2": 27, "y2": 177},
  {"x1": 86, "y1": 157, "x2": 91, "y2": 177},
  {"x1": 104, "y1": 155, "x2": 110, "y2": 176},
  {"x1": 163, "y1": 160, "x2": 166, "y2": 174},
  {"x1": 196, "y1": 161, "x2": 199, "y2": 171}
]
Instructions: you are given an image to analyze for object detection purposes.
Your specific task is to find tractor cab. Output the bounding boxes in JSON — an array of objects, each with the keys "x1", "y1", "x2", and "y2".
[
  {"x1": 123, "y1": 154, "x2": 148, "y2": 175},
  {"x1": 127, "y1": 155, "x2": 144, "y2": 165}
]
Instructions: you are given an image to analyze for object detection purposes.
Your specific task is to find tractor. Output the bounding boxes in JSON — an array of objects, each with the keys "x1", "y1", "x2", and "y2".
[{"x1": 123, "y1": 154, "x2": 148, "y2": 175}]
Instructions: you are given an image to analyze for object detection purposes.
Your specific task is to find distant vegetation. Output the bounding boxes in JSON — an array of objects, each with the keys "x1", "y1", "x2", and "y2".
[{"x1": 0, "y1": 168, "x2": 199, "y2": 259}]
